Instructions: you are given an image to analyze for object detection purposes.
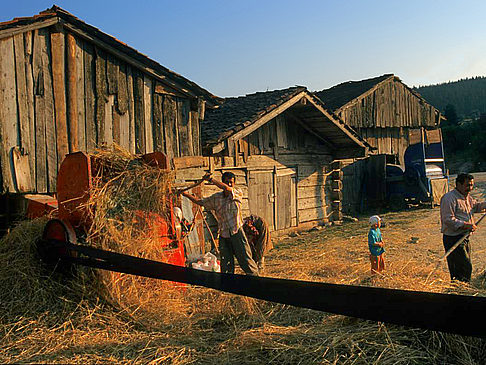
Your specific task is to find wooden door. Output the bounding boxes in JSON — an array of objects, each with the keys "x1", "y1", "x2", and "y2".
[
  {"x1": 248, "y1": 171, "x2": 274, "y2": 230},
  {"x1": 276, "y1": 172, "x2": 297, "y2": 230},
  {"x1": 365, "y1": 154, "x2": 386, "y2": 204}
]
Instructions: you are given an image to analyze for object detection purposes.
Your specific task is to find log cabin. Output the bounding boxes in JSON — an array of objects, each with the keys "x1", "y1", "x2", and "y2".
[
  {"x1": 0, "y1": 6, "x2": 219, "y2": 240},
  {"x1": 315, "y1": 74, "x2": 445, "y2": 213},
  {"x1": 199, "y1": 86, "x2": 370, "y2": 234}
]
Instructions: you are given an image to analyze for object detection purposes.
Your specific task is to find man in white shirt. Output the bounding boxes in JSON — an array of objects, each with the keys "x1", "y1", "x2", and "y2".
[{"x1": 440, "y1": 173, "x2": 486, "y2": 282}]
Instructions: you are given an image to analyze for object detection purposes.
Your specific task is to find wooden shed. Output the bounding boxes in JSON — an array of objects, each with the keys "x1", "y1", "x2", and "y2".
[
  {"x1": 315, "y1": 74, "x2": 444, "y2": 213},
  {"x1": 198, "y1": 87, "x2": 369, "y2": 233},
  {"x1": 0, "y1": 6, "x2": 219, "y2": 233},
  {"x1": 315, "y1": 74, "x2": 443, "y2": 166}
]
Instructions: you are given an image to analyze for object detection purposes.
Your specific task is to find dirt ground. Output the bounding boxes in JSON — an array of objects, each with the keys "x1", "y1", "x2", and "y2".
[
  {"x1": 264, "y1": 172, "x2": 486, "y2": 293},
  {"x1": 2, "y1": 173, "x2": 486, "y2": 364}
]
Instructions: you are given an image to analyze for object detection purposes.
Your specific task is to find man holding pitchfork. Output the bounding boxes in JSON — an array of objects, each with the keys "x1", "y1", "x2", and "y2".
[{"x1": 440, "y1": 173, "x2": 486, "y2": 282}]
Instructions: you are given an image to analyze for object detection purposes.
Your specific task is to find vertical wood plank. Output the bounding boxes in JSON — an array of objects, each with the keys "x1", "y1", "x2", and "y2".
[
  {"x1": 13, "y1": 33, "x2": 35, "y2": 192},
  {"x1": 152, "y1": 94, "x2": 164, "y2": 153},
  {"x1": 112, "y1": 104, "x2": 120, "y2": 145},
  {"x1": 162, "y1": 95, "x2": 177, "y2": 160},
  {"x1": 13, "y1": 34, "x2": 29, "y2": 152},
  {"x1": 24, "y1": 31, "x2": 36, "y2": 190},
  {"x1": 276, "y1": 114, "x2": 287, "y2": 148},
  {"x1": 117, "y1": 62, "x2": 129, "y2": 149},
  {"x1": 257, "y1": 127, "x2": 264, "y2": 153},
  {"x1": 241, "y1": 138, "x2": 249, "y2": 163},
  {"x1": 133, "y1": 70, "x2": 145, "y2": 153},
  {"x1": 127, "y1": 66, "x2": 136, "y2": 154},
  {"x1": 95, "y1": 47, "x2": 107, "y2": 145},
  {"x1": 143, "y1": 75, "x2": 153, "y2": 152},
  {"x1": 248, "y1": 130, "x2": 259, "y2": 155},
  {"x1": 106, "y1": 53, "x2": 118, "y2": 95},
  {"x1": 119, "y1": 110, "x2": 129, "y2": 150},
  {"x1": 177, "y1": 98, "x2": 191, "y2": 156},
  {"x1": 43, "y1": 29, "x2": 58, "y2": 191},
  {"x1": 196, "y1": 98, "x2": 205, "y2": 154},
  {"x1": 104, "y1": 94, "x2": 114, "y2": 145},
  {"x1": 32, "y1": 30, "x2": 47, "y2": 192},
  {"x1": 117, "y1": 62, "x2": 128, "y2": 114},
  {"x1": 75, "y1": 37, "x2": 86, "y2": 151},
  {"x1": 84, "y1": 42, "x2": 97, "y2": 151},
  {"x1": 190, "y1": 110, "x2": 199, "y2": 155},
  {"x1": 0, "y1": 37, "x2": 19, "y2": 192},
  {"x1": 66, "y1": 32, "x2": 78, "y2": 152},
  {"x1": 50, "y1": 30, "x2": 69, "y2": 165},
  {"x1": 104, "y1": 55, "x2": 118, "y2": 148}
]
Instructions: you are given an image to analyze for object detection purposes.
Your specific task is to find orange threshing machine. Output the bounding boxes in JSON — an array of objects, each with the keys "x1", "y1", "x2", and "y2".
[{"x1": 26, "y1": 151, "x2": 186, "y2": 269}]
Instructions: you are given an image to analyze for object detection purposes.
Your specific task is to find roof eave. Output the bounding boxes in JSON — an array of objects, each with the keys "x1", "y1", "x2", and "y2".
[
  {"x1": 204, "y1": 90, "x2": 370, "y2": 154},
  {"x1": 304, "y1": 93, "x2": 370, "y2": 149}
]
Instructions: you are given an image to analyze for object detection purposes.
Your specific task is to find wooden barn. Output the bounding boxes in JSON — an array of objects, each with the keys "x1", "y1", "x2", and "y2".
[
  {"x1": 315, "y1": 74, "x2": 445, "y2": 213},
  {"x1": 0, "y1": 6, "x2": 220, "y2": 233},
  {"x1": 315, "y1": 74, "x2": 443, "y2": 165},
  {"x1": 198, "y1": 86, "x2": 370, "y2": 233}
]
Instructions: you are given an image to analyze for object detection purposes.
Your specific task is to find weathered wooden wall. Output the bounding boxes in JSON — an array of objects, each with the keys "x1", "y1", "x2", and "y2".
[
  {"x1": 337, "y1": 79, "x2": 441, "y2": 166},
  {"x1": 0, "y1": 26, "x2": 202, "y2": 194},
  {"x1": 341, "y1": 158, "x2": 367, "y2": 214},
  {"x1": 358, "y1": 127, "x2": 411, "y2": 166},
  {"x1": 338, "y1": 79, "x2": 440, "y2": 129},
  {"x1": 177, "y1": 111, "x2": 343, "y2": 240}
]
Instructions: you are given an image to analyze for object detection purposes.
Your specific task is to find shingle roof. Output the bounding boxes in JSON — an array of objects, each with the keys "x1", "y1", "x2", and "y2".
[
  {"x1": 202, "y1": 86, "x2": 306, "y2": 145},
  {"x1": 315, "y1": 74, "x2": 394, "y2": 112},
  {"x1": 0, "y1": 6, "x2": 221, "y2": 105}
]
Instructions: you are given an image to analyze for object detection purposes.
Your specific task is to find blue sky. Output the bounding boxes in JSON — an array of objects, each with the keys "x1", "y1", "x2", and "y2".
[{"x1": 2, "y1": 1, "x2": 486, "y2": 97}]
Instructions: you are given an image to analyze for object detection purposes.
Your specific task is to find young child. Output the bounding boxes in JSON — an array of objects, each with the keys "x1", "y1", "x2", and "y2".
[{"x1": 368, "y1": 215, "x2": 385, "y2": 274}]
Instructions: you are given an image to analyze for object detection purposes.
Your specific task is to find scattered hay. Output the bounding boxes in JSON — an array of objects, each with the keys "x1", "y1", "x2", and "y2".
[{"x1": 1, "y1": 159, "x2": 486, "y2": 362}]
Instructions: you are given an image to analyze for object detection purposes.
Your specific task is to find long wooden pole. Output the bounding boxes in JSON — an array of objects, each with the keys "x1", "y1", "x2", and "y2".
[{"x1": 197, "y1": 207, "x2": 219, "y2": 255}]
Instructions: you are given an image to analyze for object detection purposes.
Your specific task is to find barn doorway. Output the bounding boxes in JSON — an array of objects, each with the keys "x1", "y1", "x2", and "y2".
[{"x1": 248, "y1": 168, "x2": 297, "y2": 231}]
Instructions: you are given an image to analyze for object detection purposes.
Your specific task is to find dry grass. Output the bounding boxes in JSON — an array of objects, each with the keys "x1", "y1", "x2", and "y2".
[
  {"x1": 2, "y1": 211, "x2": 486, "y2": 364},
  {"x1": 1, "y1": 154, "x2": 486, "y2": 363}
]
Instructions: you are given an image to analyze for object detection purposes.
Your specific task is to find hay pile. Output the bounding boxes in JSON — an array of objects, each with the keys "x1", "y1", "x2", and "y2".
[
  {"x1": 85, "y1": 145, "x2": 174, "y2": 255},
  {"x1": 0, "y1": 145, "x2": 183, "y2": 320},
  {"x1": 80, "y1": 145, "x2": 182, "y2": 311},
  {"x1": 1, "y1": 156, "x2": 486, "y2": 363}
]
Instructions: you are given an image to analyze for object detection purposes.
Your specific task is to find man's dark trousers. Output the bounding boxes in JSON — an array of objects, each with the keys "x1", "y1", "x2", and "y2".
[
  {"x1": 443, "y1": 234, "x2": 472, "y2": 282},
  {"x1": 219, "y1": 228, "x2": 259, "y2": 275}
]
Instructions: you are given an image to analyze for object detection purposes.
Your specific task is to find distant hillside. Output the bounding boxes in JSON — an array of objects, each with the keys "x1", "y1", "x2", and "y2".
[{"x1": 414, "y1": 77, "x2": 486, "y2": 119}]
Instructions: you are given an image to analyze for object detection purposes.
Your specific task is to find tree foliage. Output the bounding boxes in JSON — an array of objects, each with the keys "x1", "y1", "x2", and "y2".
[
  {"x1": 441, "y1": 113, "x2": 486, "y2": 172},
  {"x1": 415, "y1": 77, "x2": 486, "y2": 119},
  {"x1": 444, "y1": 104, "x2": 458, "y2": 125}
]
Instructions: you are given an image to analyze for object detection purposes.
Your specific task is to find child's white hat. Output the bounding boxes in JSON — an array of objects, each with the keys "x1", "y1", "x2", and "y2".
[{"x1": 369, "y1": 215, "x2": 381, "y2": 226}]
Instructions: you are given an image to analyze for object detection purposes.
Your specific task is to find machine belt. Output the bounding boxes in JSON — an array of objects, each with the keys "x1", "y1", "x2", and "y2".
[{"x1": 49, "y1": 240, "x2": 486, "y2": 338}]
